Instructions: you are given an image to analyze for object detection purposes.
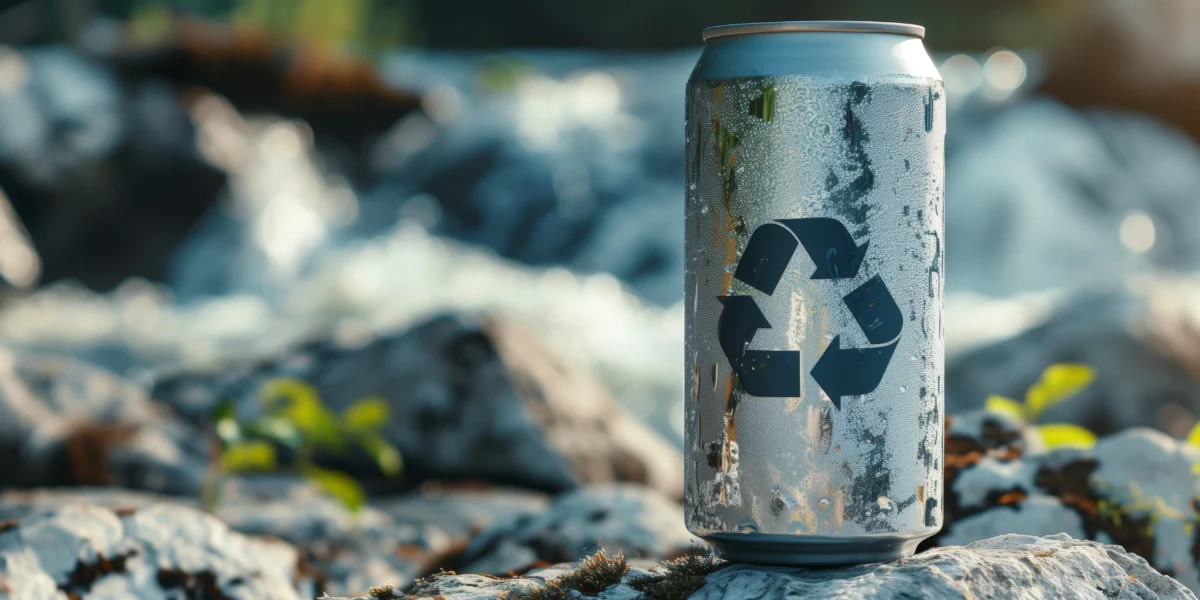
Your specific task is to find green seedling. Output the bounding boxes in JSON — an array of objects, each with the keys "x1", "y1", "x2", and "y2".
[
  {"x1": 986, "y1": 363, "x2": 1097, "y2": 450},
  {"x1": 204, "y1": 377, "x2": 402, "y2": 513}
]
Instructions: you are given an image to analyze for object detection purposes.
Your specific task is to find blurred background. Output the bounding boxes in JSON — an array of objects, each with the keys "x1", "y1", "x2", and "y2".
[
  {"x1": 1, "y1": 0, "x2": 1200, "y2": 596},
  {"x1": 0, "y1": 0, "x2": 1198, "y2": 488}
]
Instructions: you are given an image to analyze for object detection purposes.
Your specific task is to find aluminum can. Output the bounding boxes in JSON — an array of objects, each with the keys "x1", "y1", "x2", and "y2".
[{"x1": 684, "y1": 21, "x2": 945, "y2": 565}]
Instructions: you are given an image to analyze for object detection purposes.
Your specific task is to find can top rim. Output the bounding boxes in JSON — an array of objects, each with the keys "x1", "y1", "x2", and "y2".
[{"x1": 702, "y1": 21, "x2": 925, "y2": 41}]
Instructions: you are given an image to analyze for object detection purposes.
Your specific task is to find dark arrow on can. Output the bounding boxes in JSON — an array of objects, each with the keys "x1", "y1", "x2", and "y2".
[
  {"x1": 733, "y1": 218, "x2": 869, "y2": 295},
  {"x1": 718, "y1": 217, "x2": 901, "y2": 407},
  {"x1": 716, "y1": 296, "x2": 801, "y2": 397},
  {"x1": 810, "y1": 335, "x2": 899, "y2": 408},
  {"x1": 777, "y1": 218, "x2": 869, "y2": 280}
]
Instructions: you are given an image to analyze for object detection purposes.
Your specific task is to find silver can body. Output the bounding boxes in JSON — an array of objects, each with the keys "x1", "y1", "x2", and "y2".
[{"x1": 684, "y1": 22, "x2": 945, "y2": 565}]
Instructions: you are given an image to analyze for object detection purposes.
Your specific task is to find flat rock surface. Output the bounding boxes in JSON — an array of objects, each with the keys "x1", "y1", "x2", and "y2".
[
  {"x1": 324, "y1": 534, "x2": 1194, "y2": 600},
  {"x1": 0, "y1": 484, "x2": 542, "y2": 597},
  {"x1": 0, "y1": 502, "x2": 303, "y2": 600},
  {"x1": 446, "y1": 483, "x2": 698, "y2": 576}
]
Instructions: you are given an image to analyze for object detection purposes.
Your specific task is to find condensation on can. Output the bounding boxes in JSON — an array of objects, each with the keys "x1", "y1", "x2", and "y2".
[{"x1": 684, "y1": 21, "x2": 946, "y2": 565}]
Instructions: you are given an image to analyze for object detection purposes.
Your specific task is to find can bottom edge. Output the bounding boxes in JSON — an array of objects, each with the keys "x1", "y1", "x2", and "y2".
[{"x1": 702, "y1": 528, "x2": 940, "y2": 566}]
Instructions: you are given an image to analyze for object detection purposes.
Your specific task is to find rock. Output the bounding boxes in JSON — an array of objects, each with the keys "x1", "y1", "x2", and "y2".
[
  {"x1": 0, "y1": 483, "x2": 456, "y2": 597},
  {"x1": 0, "y1": 46, "x2": 225, "y2": 291},
  {"x1": 325, "y1": 534, "x2": 1194, "y2": 600},
  {"x1": 205, "y1": 479, "x2": 451, "y2": 597},
  {"x1": 370, "y1": 51, "x2": 694, "y2": 306},
  {"x1": 1040, "y1": 0, "x2": 1200, "y2": 142},
  {"x1": 372, "y1": 486, "x2": 548, "y2": 541},
  {"x1": 0, "y1": 224, "x2": 684, "y2": 445},
  {"x1": 0, "y1": 348, "x2": 209, "y2": 495},
  {"x1": 152, "y1": 314, "x2": 683, "y2": 499},
  {"x1": 946, "y1": 278, "x2": 1200, "y2": 436},
  {"x1": 445, "y1": 484, "x2": 697, "y2": 576},
  {"x1": 939, "y1": 498, "x2": 1086, "y2": 546},
  {"x1": 0, "y1": 502, "x2": 304, "y2": 599},
  {"x1": 945, "y1": 99, "x2": 1200, "y2": 299},
  {"x1": 937, "y1": 410, "x2": 1200, "y2": 593}
]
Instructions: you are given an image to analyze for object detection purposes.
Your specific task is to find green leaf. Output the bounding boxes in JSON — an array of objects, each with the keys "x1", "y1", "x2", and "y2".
[
  {"x1": 1186, "y1": 421, "x2": 1200, "y2": 449},
  {"x1": 1025, "y1": 364, "x2": 1096, "y2": 421},
  {"x1": 261, "y1": 378, "x2": 344, "y2": 451},
  {"x1": 985, "y1": 395, "x2": 1026, "y2": 421},
  {"x1": 243, "y1": 417, "x2": 303, "y2": 449},
  {"x1": 1037, "y1": 423, "x2": 1098, "y2": 450},
  {"x1": 359, "y1": 433, "x2": 402, "y2": 478},
  {"x1": 222, "y1": 441, "x2": 277, "y2": 472},
  {"x1": 302, "y1": 465, "x2": 365, "y2": 512},
  {"x1": 342, "y1": 396, "x2": 391, "y2": 432}
]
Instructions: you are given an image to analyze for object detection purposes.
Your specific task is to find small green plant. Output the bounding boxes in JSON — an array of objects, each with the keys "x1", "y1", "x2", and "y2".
[
  {"x1": 1183, "y1": 421, "x2": 1200, "y2": 456},
  {"x1": 203, "y1": 377, "x2": 402, "y2": 512},
  {"x1": 986, "y1": 363, "x2": 1098, "y2": 450},
  {"x1": 1094, "y1": 479, "x2": 1191, "y2": 538}
]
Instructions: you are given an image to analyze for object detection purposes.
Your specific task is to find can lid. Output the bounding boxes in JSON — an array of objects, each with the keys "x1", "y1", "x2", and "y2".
[{"x1": 702, "y1": 21, "x2": 925, "y2": 41}]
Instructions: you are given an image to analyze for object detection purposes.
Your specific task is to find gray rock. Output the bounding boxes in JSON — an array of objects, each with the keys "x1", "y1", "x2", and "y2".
[
  {"x1": 372, "y1": 487, "x2": 548, "y2": 541},
  {"x1": 324, "y1": 534, "x2": 1194, "y2": 600},
  {"x1": 0, "y1": 502, "x2": 304, "y2": 600},
  {"x1": 1090, "y1": 430, "x2": 1200, "y2": 591},
  {"x1": 940, "y1": 412, "x2": 1200, "y2": 594},
  {"x1": 939, "y1": 498, "x2": 1086, "y2": 546},
  {"x1": 451, "y1": 484, "x2": 697, "y2": 575},
  {"x1": 695, "y1": 534, "x2": 1191, "y2": 599},
  {"x1": 0, "y1": 484, "x2": 456, "y2": 597},
  {"x1": 152, "y1": 314, "x2": 683, "y2": 499},
  {"x1": 946, "y1": 279, "x2": 1200, "y2": 436},
  {"x1": 946, "y1": 99, "x2": 1200, "y2": 298},
  {"x1": 365, "y1": 51, "x2": 694, "y2": 307},
  {"x1": 0, "y1": 349, "x2": 208, "y2": 494},
  {"x1": 0, "y1": 46, "x2": 226, "y2": 291}
]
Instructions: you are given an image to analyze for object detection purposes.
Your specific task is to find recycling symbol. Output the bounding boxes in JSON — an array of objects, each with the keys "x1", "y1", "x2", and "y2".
[{"x1": 717, "y1": 217, "x2": 902, "y2": 409}]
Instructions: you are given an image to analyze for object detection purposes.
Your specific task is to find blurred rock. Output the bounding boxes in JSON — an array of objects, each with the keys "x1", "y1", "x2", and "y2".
[
  {"x1": 946, "y1": 100, "x2": 1200, "y2": 298},
  {"x1": 0, "y1": 502, "x2": 304, "y2": 599},
  {"x1": 207, "y1": 479, "x2": 452, "y2": 597},
  {"x1": 152, "y1": 313, "x2": 683, "y2": 498},
  {"x1": 329, "y1": 534, "x2": 1192, "y2": 600},
  {"x1": 1041, "y1": 0, "x2": 1200, "y2": 143},
  {"x1": 0, "y1": 348, "x2": 208, "y2": 495},
  {"x1": 365, "y1": 51, "x2": 694, "y2": 306},
  {"x1": 444, "y1": 484, "x2": 696, "y2": 576},
  {"x1": 936, "y1": 410, "x2": 1200, "y2": 592},
  {"x1": 947, "y1": 277, "x2": 1200, "y2": 435},
  {"x1": 0, "y1": 483, "x2": 513, "y2": 597},
  {"x1": 0, "y1": 225, "x2": 684, "y2": 444},
  {"x1": 0, "y1": 46, "x2": 225, "y2": 291},
  {"x1": 373, "y1": 486, "x2": 549, "y2": 540},
  {"x1": 92, "y1": 17, "x2": 421, "y2": 160}
]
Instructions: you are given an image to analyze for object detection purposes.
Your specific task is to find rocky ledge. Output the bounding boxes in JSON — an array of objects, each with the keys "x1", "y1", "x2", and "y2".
[{"x1": 323, "y1": 534, "x2": 1194, "y2": 600}]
